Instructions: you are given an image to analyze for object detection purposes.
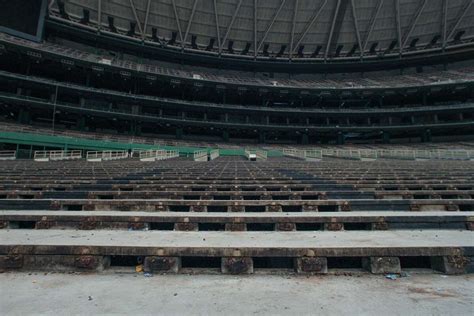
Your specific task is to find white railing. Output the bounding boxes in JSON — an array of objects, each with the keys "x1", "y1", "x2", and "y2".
[
  {"x1": 193, "y1": 150, "x2": 208, "y2": 162},
  {"x1": 381, "y1": 150, "x2": 416, "y2": 160},
  {"x1": 139, "y1": 150, "x2": 158, "y2": 161},
  {"x1": 244, "y1": 149, "x2": 257, "y2": 161},
  {"x1": 0, "y1": 150, "x2": 16, "y2": 160},
  {"x1": 161, "y1": 150, "x2": 180, "y2": 160},
  {"x1": 333, "y1": 150, "x2": 361, "y2": 160},
  {"x1": 256, "y1": 150, "x2": 268, "y2": 161},
  {"x1": 139, "y1": 149, "x2": 179, "y2": 161},
  {"x1": 305, "y1": 149, "x2": 322, "y2": 161},
  {"x1": 209, "y1": 149, "x2": 220, "y2": 160},
  {"x1": 283, "y1": 149, "x2": 306, "y2": 160},
  {"x1": 86, "y1": 150, "x2": 129, "y2": 161},
  {"x1": 360, "y1": 149, "x2": 378, "y2": 161},
  {"x1": 414, "y1": 150, "x2": 432, "y2": 160},
  {"x1": 432, "y1": 149, "x2": 474, "y2": 161},
  {"x1": 34, "y1": 150, "x2": 82, "y2": 161}
]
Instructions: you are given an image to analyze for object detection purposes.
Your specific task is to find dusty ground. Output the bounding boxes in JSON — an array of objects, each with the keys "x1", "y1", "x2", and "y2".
[{"x1": 0, "y1": 272, "x2": 472, "y2": 315}]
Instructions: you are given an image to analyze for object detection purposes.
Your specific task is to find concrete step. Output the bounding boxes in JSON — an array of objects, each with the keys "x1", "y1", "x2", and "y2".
[
  {"x1": 0, "y1": 230, "x2": 472, "y2": 274},
  {"x1": 0, "y1": 198, "x2": 472, "y2": 212},
  {"x1": 0, "y1": 211, "x2": 472, "y2": 231},
  {"x1": 2, "y1": 189, "x2": 473, "y2": 200}
]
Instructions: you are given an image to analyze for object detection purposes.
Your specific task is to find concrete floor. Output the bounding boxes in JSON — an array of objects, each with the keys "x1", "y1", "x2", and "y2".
[{"x1": 0, "y1": 272, "x2": 472, "y2": 315}]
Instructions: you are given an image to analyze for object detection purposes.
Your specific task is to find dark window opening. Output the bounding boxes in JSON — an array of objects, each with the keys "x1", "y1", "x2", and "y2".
[
  {"x1": 198, "y1": 223, "x2": 225, "y2": 231},
  {"x1": 181, "y1": 256, "x2": 221, "y2": 268},
  {"x1": 110, "y1": 256, "x2": 143, "y2": 267},
  {"x1": 9, "y1": 221, "x2": 36, "y2": 229},
  {"x1": 149, "y1": 222, "x2": 174, "y2": 230},
  {"x1": 399, "y1": 256, "x2": 432, "y2": 269},
  {"x1": 246, "y1": 223, "x2": 275, "y2": 231},
  {"x1": 296, "y1": 223, "x2": 323, "y2": 231},
  {"x1": 344, "y1": 223, "x2": 371, "y2": 231},
  {"x1": 253, "y1": 257, "x2": 294, "y2": 269},
  {"x1": 169, "y1": 205, "x2": 190, "y2": 212},
  {"x1": 65, "y1": 205, "x2": 83, "y2": 211},
  {"x1": 318, "y1": 205, "x2": 337, "y2": 212},
  {"x1": 282, "y1": 205, "x2": 301, "y2": 212},
  {"x1": 207, "y1": 206, "x2": 227, "y2": 213},
  {"x1": 245, "y1": 206, "x2": 266, "y2": 213},
  {"x1": 327, "y1": 257, "x2": 363, "y2": 269}
]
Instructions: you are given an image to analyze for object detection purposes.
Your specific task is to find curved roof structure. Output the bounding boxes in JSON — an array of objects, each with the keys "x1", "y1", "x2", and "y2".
[{"x1": 51, "y1": 0, "x2": 474, "y2": 61}]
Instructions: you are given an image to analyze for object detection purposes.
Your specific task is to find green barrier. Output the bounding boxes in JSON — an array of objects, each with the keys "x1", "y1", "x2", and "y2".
[{"x1": 0, "y1": 131, "x2": 284, "y2": 157}]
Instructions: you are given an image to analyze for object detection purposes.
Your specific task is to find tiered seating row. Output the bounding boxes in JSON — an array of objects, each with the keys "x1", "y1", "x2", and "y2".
[{"x1": 0, "y1": 158, "x2": 472, "y2": 274}]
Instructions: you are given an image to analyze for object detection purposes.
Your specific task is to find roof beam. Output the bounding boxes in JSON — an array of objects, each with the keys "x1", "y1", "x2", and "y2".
[
  {"x1": 324, "y1": 0, "x2": 342, "y2": 60},
  {"x1": 97, "y1": 0, "x2": 102, "y2": 32},
  {"x1": 254, "y1": 0, "x2": 258, "y2": 58},
  {"x1": 401, "y1": 0, "x2": 428, "y2": 48},
  {"x1": 213, "y1": 0, "x2": 221, "y2": 52},
  {"x1": 292, "y1": 0, "x2": 328, "y2": 52},
  {"x1": 395, "y1": 0, "x2": 402, "y2": 56},
  {"x1": 447, "y1": 0, "x2": 474, "y2": 40},
  {"x1": 220, "y1": 0, "x2": 244, "y2": 52},
  {"x1": 257, "y1": 0, "x2": 287, "y2": 52},
  {"x1": 171, "y1": 0, "x2": 184, "y2": 44},
  {"x1": 363, "y1": 0, "x2": 384, "y2": 54},
  {"x1": 142, "y1": 0, "x2": 152, "y2": 40},
  {"x1": 183, "y1": 0, "x2": 199, "y2": 47},
  {"x1": 350, "y1": 0, "x2": 363, "y2": 58},
  {"x1": 442, "y1": 0, "x2": 448, "y2": 50},
  {"x1": 49, "y1": 0, "x2": 56, "y2": 10},
  {"x1": 129, "y1": 0, "x2": 144, "y2": 36},
  {"x1": 289, "y1": 0, "x2": 299, "y2": 60}
]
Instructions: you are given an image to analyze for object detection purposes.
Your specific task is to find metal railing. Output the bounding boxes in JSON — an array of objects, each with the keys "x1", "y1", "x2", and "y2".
[
  {"x1": 209, "y1": 149, "x2": 220, "y2": 160},
  {"x1": 0, "y1": 150, "x2": 16, "y2": 160},
  {"x1": 34, "y1": 150, "x2": 82, "y2": 161},
  {"x1": 193, "y1": 150, "x2": 208, "y2": 162},
  {"x1": 283, "y1": 149, "x2": 306, "y2": 160},
  {"x1": 305, "y1": 149, "x2": 323, "y2": 161},
  {"x1": 256, "y1": 150, "x2": 268, "y2": 161},
  {"x1": 139, "y1": 149, "x2": 179, "y2": 161},
  {"x1": 86, "y1": 150, "x2": 129, "y2": 161}
]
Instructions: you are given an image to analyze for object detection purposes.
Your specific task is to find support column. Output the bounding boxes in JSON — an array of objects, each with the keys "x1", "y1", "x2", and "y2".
[
  {"x1": 430, "y1": 256, "x2": 470, "y2": 275},
  {"x1": 258, "y1": 131, "x2": 266, "y2": 144},
  {"x1": 77, "y1": 116, "x2": 86, "y2": 131},
  {"x1": 382, "y1": 131, "x2": 390, "y2": 144},
  {"x1": 362, "y1": 257, "x2": 401, "y2": 274},
  {"x1": 421, "y1": 129, "x2": 432, "y2": 143},
  {"x1": 221, "y1": 257, "x2": 253, "y2": 274},
  {"x1": 222, "y1": 130, "x2": 229, "y2": 142},
  {"x1": 337, "y1": 131, "x2": 344, "y2": 145},
  {"x1": 144, "y1": 256, "x2": 181, "y2": 273},
  {"x1": 176, "y1": 127, "x2": 183, "y2": 140},
  {"x1": 301, "y1": 133, "x2": 309, "y2": 145},
  {"x1": 295, "y1": 257, "x2": 328, "y2": 274}
]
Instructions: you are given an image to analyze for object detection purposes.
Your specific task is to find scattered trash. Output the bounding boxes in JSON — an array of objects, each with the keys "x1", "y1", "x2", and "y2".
[
  {"x1": 88, "y1": 296, "x2": 93, "y2": 301},
  {"x1": 144, "y1": 272, "x2": 153, "y2": 277},
  {"x1": 173, "y1": 293, "x2": 178, "y2": 296},
  {"x1": 385, "y1": 274, "x2": 398, "y2": 280},
  {"x1": 135, "y1": 264, "x2": 144, "y2": 273},
  {"x1": 440, "y1": 275, "x2": 448, "y2": 278}
]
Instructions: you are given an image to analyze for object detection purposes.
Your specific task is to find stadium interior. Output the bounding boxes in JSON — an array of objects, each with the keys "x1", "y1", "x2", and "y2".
[{"x1": 0, "y1": 0, "x2": 473, "y2": 280}]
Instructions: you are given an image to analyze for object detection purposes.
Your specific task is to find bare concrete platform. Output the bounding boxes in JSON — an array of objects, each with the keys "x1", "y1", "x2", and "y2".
[
  {"x1": 1, "y1": 229, "x2": 472, "y2": 254},
  {"x1": 1, "y1": 272, "x2": 472, "y2": 315}
]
